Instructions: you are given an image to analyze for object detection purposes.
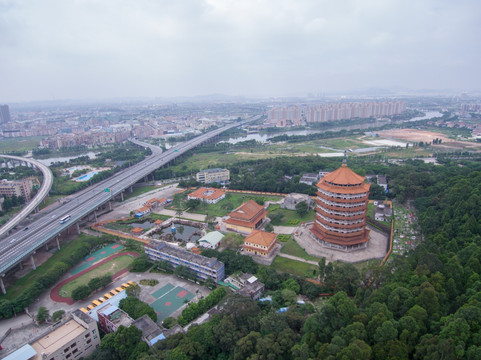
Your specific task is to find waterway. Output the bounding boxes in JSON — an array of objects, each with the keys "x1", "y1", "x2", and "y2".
[
  {"x1": 36, "y1": 151, "x2": 97, "y2": 166},
  {"x1": 221, "y1": 111, "x2": 444, "y2": 144}
]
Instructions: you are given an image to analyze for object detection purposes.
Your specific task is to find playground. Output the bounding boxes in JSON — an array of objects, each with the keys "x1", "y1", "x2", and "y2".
[
  {"x1": 149, "y1": 283, "x2": 194, "y2": 322},
  {"x1": 70, "y1": 244, "x2": 124, "y2": 275}
]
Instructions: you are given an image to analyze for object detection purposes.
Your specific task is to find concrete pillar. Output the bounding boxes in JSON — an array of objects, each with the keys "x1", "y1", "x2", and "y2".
[
  {"x1": 45, "y1": 243, "x2": 49, "y2": 251},
  {"x1": 30, "y1": 254, "x2": 36, "y2": 270},
  {"x1": 120, "y1": 192, "x2": 124, "y2": 201},
  {"x1": 0, "y1": 277, "x2": 5, "y2": 295},
  {"x1": 129, "y1": 186, "x2": 133, "y2": 193},
  {"x1": 144, "y1": 176, "x2": 148, "y2": 182},
  {"x1": 19, "y1": 262, "x2": 23, "y2": 270},
  {"x1": 76, "y1": 222, "x2": 80, "y2": 234},
  {"x1": 94, "y1": 211, "x2": 98, "y2": 222},
  {"x1": 108, "y1": 201, "x2": 112, "y2": 210},
  {"x1": 35, "y1": 206, "x2": 39, "y2": 213},
  {"x1": 56, "y1": 237, "x2": 60, "y2": 250}
]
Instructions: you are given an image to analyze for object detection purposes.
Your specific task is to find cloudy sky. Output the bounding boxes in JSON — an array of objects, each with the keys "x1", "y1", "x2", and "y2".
[{"x1": 1, "y1": 0, "x2": 480, "y2": 102}]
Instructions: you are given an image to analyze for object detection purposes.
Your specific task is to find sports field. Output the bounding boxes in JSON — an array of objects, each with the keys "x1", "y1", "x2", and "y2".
[
  {"x1": 150, "y1": 283, "x2": 194, "y2": 322},
  {"x1": 70, "y1": 244, "x2": 124, "y2": 275}
]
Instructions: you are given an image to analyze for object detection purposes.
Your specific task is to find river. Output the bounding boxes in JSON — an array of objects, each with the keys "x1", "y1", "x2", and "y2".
[{"x1": 36, "y1": 151, "x2": 97, "y2": 166}]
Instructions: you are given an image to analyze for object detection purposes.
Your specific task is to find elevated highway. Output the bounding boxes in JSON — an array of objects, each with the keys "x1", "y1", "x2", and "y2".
[
  {"x1": 0, "y1": 116, "x2": 260, "y2": 293},
  {"x1": 0, "y1": 155, "x2": 54, "y2": 237}
]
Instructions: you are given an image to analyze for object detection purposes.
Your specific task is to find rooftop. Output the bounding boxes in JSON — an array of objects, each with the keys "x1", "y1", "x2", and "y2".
[
  {"x1": 244, "y1": 230, "x2": 277, "y2": 247},
  {"x1": 188, "y1": 187, "x2": 226, "y2": 200},
  {"x1": 198, "y1": 168, "x2": 228, "y2": 174},
  {"x1": 228, "y1": 200, "x2": 265, "y2": 221},
  {"x1": 199, "y1": 231, "x2": 224, "y2": 246},
  {"x1": 146, "y1": 241, "x2": 224, "y2": 271},
  {"x1": 320, "y1": 164, "x2": 365, "y2": 186},
  {"x1": 31, "y1": 319, "x2": 85, "y2": 358}
]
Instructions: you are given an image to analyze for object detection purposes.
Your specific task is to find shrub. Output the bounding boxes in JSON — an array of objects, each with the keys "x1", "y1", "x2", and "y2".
[{"x1": 72, "y1": 285, "x2": 91, "y2": 301}]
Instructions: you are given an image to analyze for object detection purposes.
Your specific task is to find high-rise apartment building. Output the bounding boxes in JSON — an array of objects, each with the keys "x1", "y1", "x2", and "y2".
[{"x1": 0, "y1": 104, "x2": 11, "y2": 123}]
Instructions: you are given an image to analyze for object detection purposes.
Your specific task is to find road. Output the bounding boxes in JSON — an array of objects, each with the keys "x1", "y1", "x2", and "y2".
[
  {"x1": 0, "y1": 155, "x2": 54, "y2": 237},
  {"x1": 0, "y1": 116, "x2": 260, "y2": 277}
]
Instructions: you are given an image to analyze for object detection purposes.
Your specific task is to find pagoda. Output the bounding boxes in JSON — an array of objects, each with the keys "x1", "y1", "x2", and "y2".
[{"x1": 310, "y1": 158, "x2": 370, "y2": 251}]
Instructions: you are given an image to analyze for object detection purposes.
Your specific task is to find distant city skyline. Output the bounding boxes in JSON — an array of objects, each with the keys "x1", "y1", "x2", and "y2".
[{"x1": 1, "y1": 0, "x2": 480, "y2": 103}]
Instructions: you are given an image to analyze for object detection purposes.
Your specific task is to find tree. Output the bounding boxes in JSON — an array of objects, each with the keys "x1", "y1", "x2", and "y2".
[
  {"x1": 130, "y1": 254, "x2": 152, "y2": 272},
  {"x1": 264, "y1": 223, "x2": 274, "y2": 232},
  {"x1": 126, "y1": 283, "x2": 141, "y2": 298},
  {"x1": 101, "y1": 325, "x2": 149, "y2": 360},
  {"x1": 37, "y1": 306, "x2": 49, "y2": 323},
  {"x1": 186, "y1": 198, "x2": 201, "y2": 210},
  {"x1": 295, "y1": 201, "x2": 309, "y2": 217},
  {"x1": 52, "y1": 310, "x2": 65, "y2": 322},
  {"x1": 72, "y1": 285, "x2": 91, "y2": 301}
]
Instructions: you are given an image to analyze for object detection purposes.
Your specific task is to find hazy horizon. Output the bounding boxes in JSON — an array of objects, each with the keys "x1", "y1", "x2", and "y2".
[{"x1": 1, "y1": 0, "x2": 480, "y2": 103}]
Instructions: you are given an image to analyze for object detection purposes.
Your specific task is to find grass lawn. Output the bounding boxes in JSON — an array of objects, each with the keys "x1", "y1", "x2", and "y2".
[
  {"x1": 0, "y1": 234, "x2": 102, "y2": 300},
  {"x1": 267, "y1": 204, "x2": 315, "y2": 226},
  {"x1": 0, "y1": 136, "x2": 45, "y2": 153},
  {"x1": 280, "y1": 237, "x2": 320, "y2": 262},
  {"x1": 271, "y1": 256, "x2": 318, "y2": 278},
  {"x1": 174, "y1": 192, "x2": 282, "y2": 217},
  {"x1": 59, "y1": 255, "x2": 135, "y2": 297},
  {"x1": 124, "y1": 185, "x2": 160, "y2": 200}
]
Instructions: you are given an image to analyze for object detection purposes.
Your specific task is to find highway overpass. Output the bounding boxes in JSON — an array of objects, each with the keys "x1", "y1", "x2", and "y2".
[
  {"x1": 0, "y1": 116, "x2": 260, "y2": 293},
  {"x1": 0, "y1": 155, "x2": 54, "y2": 238}
]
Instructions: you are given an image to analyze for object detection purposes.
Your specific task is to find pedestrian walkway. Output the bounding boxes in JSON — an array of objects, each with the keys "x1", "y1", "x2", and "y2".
[
  {"x1": 154, "y1": 209, "x2": 207, "y2": 222},
  {"x1": 277, "y1": 253, "x2": 319, "y2": 266}
]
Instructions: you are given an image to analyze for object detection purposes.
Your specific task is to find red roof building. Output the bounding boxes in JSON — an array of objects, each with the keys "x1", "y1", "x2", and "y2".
[
  {"x1": 310, "y1": 163, "x2": 370, "y2": 251},
  {"x1": 187, "y1": 187, "x2": 226, "y2": 204},
  {"x1": 243, "y1": 230, "x2": 277, "y2": 256},
  {"x1": 225, "y1": 200, "x2": 267, "y2": 234}
]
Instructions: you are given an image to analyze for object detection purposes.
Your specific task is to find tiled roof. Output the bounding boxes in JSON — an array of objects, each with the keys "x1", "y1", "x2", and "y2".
[
  {"x1": 188, "y1": 187, "x2": 225, "y2": 200},
  {"x1": 244, "y1": 230, "x2": 277, "y2": 247},
  {"x1": 225, "y1": 210, "x2": 267, "y2": 228},
  {"x1": 321, "y1": 164, "x2": 365, "y2": 186},
  {"x1": 227, "y1": 200, "x2": 265, "y2": 221}
]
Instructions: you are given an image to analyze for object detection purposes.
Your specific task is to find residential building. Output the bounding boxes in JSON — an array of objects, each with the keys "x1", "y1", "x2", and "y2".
[
  {"x1": 97, "y1": 303, "x2": 133, "y2": 334},
  {"x1": 299, "y1": 173, "x2": 318, "y2": 185},
  {"x1": 198, "y1": 231, "x2": 224, "y2": 249},
  {"x1": 3, "y1": 310, "x2": 100, "y2": 360},
  {"x1": 225, "y1": 273, "x2": 265, "y2": 301},
  {"x1": 187, "y1": 187, "x2": 226, "y2": 204},
  {"x1": 0, "y1": 177, "x2": 38, "y2": 202},
  {"x1": 377, "y1": 175, "x2": 388, "y2": 192},
  {"x1": 196, "y1": 168, "x2": 230, "y2": 184},
  {"x1": 282, "y1": 193, "x2": 312, "y2": 211},
  {"x1": 310, "y1": 161, "x2": 371, "y2": 252},
  {"x1": 0, "y1": 104, "x2": 11, "y2": 123},
  {"x1": 145, "y1": 241, "x2": 225, "y2": 281},
  {"x1": 242, "y1": 230, "x2": 277, "y2": 257}
]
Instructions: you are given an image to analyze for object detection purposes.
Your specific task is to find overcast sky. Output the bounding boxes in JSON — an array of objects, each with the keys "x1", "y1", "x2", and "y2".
[{"x1": 1, "y1": 0, "x2": 480, "y2": 102}]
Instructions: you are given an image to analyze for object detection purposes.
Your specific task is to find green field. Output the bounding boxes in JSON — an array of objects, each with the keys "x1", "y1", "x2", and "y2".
[
  {"x1": 173, "y1": 191, "x2": 282, "y2": 217},
  {"x1": 267, "y1": 204, "x2": 315, "y2": 226},
  {"x1": 59, "y1": 255, "x2": 134, "y2": 297},
  {"x1": 0, "y1": 136, "x2": 44, "y2": 153},
  {"x1": 280, "y1": 237, "x2": 320, "y2": 261},
  {"x1": 271, "y1": 256, "x2": 318, "y2": 278}
]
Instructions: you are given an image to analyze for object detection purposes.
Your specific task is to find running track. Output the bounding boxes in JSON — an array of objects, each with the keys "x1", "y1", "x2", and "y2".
[{"x1": 50, "y1": 251, "x2": 139, "y2": 305}]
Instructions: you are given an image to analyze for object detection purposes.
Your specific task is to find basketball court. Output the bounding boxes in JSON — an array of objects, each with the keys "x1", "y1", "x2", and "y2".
[
  {"x1": 70, "y1": 244, "x2": 124, "y2": 274},
  {"x1": 150, "y1": 282, "x2": 194, "y2": 322}
]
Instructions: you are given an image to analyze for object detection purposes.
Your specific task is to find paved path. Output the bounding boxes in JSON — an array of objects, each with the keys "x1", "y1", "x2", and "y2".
[
  {"x1": 154, "y1": 209, "x2": 207, "y2": 222},
  {"x1": 50, "y1": 251, "x2": 139, "y2": 305},
  {"x1": 273, "y1": 225, "x2": 297, "y2": 234},
  {"x1": 277, "y1": 253, "x2": 319, "y2": 266}
]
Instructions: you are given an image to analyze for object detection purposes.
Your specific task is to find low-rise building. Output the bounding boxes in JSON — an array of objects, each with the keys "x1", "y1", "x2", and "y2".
[
  {"x1": 97, "y1": 303, "x2": 134, "y2": 334},
  {"x1": 145, "y1": 241, "x2": 225, "y2": 281},
  {"x1": 225, "y1": 200, "x2": 267, "y2": 234},
  {"x1": 3, "y1": 310, "x2": 100, "y2": 360},
  {"x1": 242, "y1": 230, "x2": 277, "y2": 257},
  {"x1": 299, "y1": 173, "x2": 319, "y2": 185},
  {"x1": 377, "y1": 175, "x2": 388, "y2": 191},
  {"x1": 196, "y1": 168, "x2": 230, "y2": 184},
  {"x1": 282, "y1": 193, "x2": 312, "y2": 211},
  {"x1": 187, "y1": 187, "x2": 226, "y2": 204},
  {"x1": 225, "y1": 273, "x2": 265, "y2": 301},
  {"x1": 0, "y1": 177, "x2": 38, "y2": 202},
  {"x1": 198, "y1": 231, "x2": 224, "y2": 249}
]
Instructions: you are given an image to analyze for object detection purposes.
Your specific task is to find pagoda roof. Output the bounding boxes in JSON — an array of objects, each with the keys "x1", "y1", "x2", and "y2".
[{"x1": 320, "y1": 164, "x2": 365, "y2": 186}]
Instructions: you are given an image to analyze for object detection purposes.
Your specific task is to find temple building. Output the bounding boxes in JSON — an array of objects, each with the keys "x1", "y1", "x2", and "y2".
[
  {"x1": 225, "y1": 200, "x2": 267, "y2": 234},
  {"x1": 310, "y1": 160, "x2": 370, "y2": 252}
]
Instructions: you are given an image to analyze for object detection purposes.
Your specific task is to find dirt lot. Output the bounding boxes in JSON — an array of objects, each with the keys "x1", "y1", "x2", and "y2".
[{"x1": 377, "y1": 129, "x2": 449, "y2": 143}]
